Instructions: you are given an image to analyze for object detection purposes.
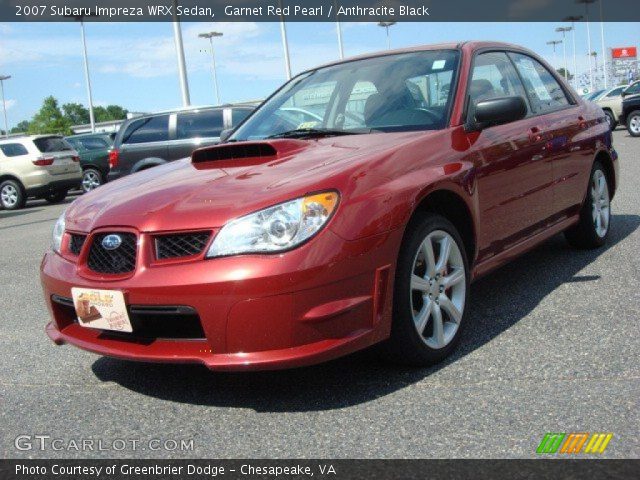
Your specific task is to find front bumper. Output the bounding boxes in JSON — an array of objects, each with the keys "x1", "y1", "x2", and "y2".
[{"x1": 41, "y1": 228, "x2": 400, "y2": 371}]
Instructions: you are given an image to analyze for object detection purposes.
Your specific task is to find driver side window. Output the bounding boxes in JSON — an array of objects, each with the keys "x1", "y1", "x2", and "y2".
[
  {"x1": 470, "y1": 51, "x2": 528, "y2": 105},
  {"x1": 343, "y1": 81, "x2": 378, "y2": 129}
]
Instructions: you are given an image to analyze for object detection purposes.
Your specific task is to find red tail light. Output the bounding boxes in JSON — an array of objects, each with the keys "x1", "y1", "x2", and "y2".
[
  {"x1": 72, "y1": 155, "x2": 80, "y2": 162},
  {"x1": 32, "y1": 157, "x2": 54, "y2": 166},
  {"x1": 108, "y1": 149, "x2": 119, "y2": 169}
]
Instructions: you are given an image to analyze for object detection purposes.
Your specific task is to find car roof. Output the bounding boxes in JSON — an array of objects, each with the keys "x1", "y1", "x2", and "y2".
[
  {"x1": 0, "y1": 134, "x2": 62, "y2": 144},
  {"x1": 311, "y1": 41, "x2": 530, "y2": 71},
  {"x1": 65, "y1": 132, "x2": 112, "y2": 139},
  {"x1": 129, "y1": 103, "x2": 256, "y2": 119}
]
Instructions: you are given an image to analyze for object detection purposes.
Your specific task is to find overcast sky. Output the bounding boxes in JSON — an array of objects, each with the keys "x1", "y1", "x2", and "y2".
[{"x1": 1, "y1": 21, "x2": 639, "y2": 129}]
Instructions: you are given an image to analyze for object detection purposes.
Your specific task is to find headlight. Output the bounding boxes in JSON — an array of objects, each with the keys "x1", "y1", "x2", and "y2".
[
  {"x1": 207, "y1": 191, "x2": 339, "y2": 258},
  {"x1": 51, "y1": 211, "x2": 66, "y2": 253}
]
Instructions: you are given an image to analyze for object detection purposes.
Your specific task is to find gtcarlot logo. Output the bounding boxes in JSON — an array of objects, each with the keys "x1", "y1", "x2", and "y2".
[{"x1": 14, "y1": 435, "x2": 194, "y2": 452}]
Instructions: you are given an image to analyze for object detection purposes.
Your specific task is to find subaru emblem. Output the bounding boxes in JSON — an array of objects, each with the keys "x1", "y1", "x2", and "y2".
[{"x1": 102, "y1": 234, "x2": 122, "y2": 250}]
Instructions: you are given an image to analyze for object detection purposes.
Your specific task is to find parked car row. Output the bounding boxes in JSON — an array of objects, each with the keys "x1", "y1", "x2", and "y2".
[
  {"x1": 590, "y1": 80, "x2": 640, "y2": 133},
  {"x1": 0, "y1": 104, "x2": 256, "y2": 210}
]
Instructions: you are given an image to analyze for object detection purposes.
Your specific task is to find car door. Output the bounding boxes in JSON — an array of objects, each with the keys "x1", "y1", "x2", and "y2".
[
  {"x1": 119, "y1": 115, "x2": 170, "y2": 172},
  {"x1": 168, "y1": 109, "x2": 225, "y2": 160},
  {"x1": 466, "y1": 51, "x2": 555, "y2": 260},
  {"x1": 509, "y1": 52, "x2": 584, "y2": 219}
]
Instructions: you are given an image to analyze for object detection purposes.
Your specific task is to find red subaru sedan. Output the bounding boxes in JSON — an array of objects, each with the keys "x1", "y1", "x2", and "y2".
[{"x1": 41, "y1": 42, "x2": 618, "y2": 370}]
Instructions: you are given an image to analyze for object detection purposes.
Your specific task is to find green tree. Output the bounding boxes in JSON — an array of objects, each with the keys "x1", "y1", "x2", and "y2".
[
  {"x1": 28, "y1": 96, "x2": 72, "y2": 135},
  {"x1": 11, "y1": 120, "x2": 30, "y2": 133},
  {"x1": 62, "y1": 102, "x2": 90, "y2": 125},
  {"x1": 556, "y1": 68, "x2": 574, "y2": 81},
  {"x1": 94, "y1": 104, "x2": 128, "y2": 123}
]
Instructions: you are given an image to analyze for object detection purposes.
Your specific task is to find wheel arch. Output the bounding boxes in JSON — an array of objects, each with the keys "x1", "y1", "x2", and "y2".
[
  {"x1": 594, "y1": 149, "x2": 616, "y2": 200},
  {"x1": 132, "y1": 157, "x2": 167, "y2": 173},
  {"x1": 0, "y1": 174, "x2": 26, "y2": 192},
  {"x1": 409, "y1": 188, "x2": 477, "y2": 267}
]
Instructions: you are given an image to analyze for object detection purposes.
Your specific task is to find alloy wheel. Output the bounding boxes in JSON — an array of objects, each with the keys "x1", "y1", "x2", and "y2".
[
  {"x1": 630, "y1": 114, "x2": 640, "y2": 135},
  {"x1": 410, "y1": 230, "x2": 466, "y2": 349},
  {"x1": 1, "y1": 184, "x2": 18, "y2": 208},
  {"x1": 82, "y1": 170, "x2": 101, "y2": 192},
  {"x1": 591, "y1": 169, "x2": 610, "y2": 238}
]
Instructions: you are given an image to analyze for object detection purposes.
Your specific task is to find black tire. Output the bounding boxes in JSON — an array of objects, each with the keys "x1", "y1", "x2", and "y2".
[
  {"x1": 604, "y1": 110, "x2": 617, "y2": 130},
  {"x1": 381, "y1": 212, "x2": 470, "y2": 366},
  {"x1": 627, "y1": 109, "x2": 640, "y2": 137},
  {"x1": 0, "y1": 179, "x2": 26, "y2": 210},
  {"x1": 81, "y1": 168, "x2": 103, "y2": 193},
  {"x1": 45, "y1": 189, "x2": 67, "y2": 204},
  {"x1": 565, "y1": 161, "x2": 611, "y2": 249}
]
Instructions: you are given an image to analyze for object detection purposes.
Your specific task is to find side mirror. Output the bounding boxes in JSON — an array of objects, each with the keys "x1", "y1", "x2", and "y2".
[
  {"x1": 621, "y1": 90, "x2": 627, "y2": 98},
  {"x1": 468, "y1": 96, "x2": 528, "y2": 131},
  {"x1": 219, "y1": 128, "x2": 233, "y2": 143}
]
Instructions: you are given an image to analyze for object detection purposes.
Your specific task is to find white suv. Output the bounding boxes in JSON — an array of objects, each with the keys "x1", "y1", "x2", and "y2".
[{"x1": 0, "y1": 135, "x2": 82, "y2": 210}]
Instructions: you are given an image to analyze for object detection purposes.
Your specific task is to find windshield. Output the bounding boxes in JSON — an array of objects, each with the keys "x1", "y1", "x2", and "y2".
[{"x1": 231, "y1": 50, "x2": 460, "y2": 141}]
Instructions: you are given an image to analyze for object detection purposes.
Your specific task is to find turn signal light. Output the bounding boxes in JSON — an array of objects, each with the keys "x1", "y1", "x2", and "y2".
[{"x1": 108, "y1": 149, "x2": 119, "y2": 168}]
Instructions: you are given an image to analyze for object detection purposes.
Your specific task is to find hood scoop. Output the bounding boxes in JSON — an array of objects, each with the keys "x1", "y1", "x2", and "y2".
[{"x1": 192, "y1": 143, "x2": 278, "y2": 164}]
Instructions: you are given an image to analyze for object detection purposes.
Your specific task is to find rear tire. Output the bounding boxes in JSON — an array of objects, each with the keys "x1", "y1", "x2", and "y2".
[
  {"x1": 627, "y1": 110, "x2": 640, "y2": 137},
  {"x1": 45, "y1": 189, "x2": 67, "y2": 204},
  {"x1": 604, "y1": 110, "x2": 617, "y2": 130},
  {"x1": 381, "y1": 212, "x2": 470, "y2": 366},
  {"x1": 0, "y1": 179, "x2": 26, "y2": 210},
  {"x1": 81, "y1": 168, "x2": 103, "y2": 193},
  {"x1": 565, "y1": 161, "x2": 611, "y2": 249}
]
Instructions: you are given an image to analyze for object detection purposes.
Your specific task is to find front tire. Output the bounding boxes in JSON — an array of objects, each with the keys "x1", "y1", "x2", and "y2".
[
  {"x1": 382, "y1": 213, "x2": 470, "y2": 366},
  {"x1": 45, "y1": 189, "x2": 67, "y2": 204},
  {"x1": 627, "y1": 110, "x2": 640, "y2": 137},
  {"x1": 565, "y1": 161, "x2": 611, "y2": 249}
]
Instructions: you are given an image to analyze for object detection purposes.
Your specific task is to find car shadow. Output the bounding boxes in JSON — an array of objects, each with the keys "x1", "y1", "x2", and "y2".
[{"x1": 91, "y1": 214, "x2": 640, "y2": 412}]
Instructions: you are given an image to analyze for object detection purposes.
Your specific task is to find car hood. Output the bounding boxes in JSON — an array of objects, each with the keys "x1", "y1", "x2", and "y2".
[{"x1": 65, "y1": 132, "x2": 429, "y2": 233}]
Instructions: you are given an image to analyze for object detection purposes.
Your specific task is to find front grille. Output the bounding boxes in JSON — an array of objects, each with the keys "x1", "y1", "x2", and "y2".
[
  {"x1": 51, "y1": 296, "x2": 206, "y2": 340},
  {"x1": 155, "y1": 232, "x2": 211, "y2": 259},
  {"x1": 87, "y1": 232, "x2": 137, "y2": 274},
  {"x1": 69, "y1": 234, "x2": 86, "y2": 255}
]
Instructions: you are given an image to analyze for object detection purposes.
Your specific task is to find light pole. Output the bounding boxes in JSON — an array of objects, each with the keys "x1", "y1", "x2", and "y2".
[
  {"x1": 378, "y1": 22, "x2": 396, "y2": 50},
  {"x1": 563, "y1": 15, "x2": 582, "y2": 90},
  {"x1": 0, "y1": 75, "x2": 10, "y2": 138},
  {"x1": 278, "y1": 0, "x2": 292, "y2": 80},
  {"x1": 198, "y1": 32, "x2": 223, "y2": 105},
  {"x1": 172, "y1": 5, "x2": 190, "y2": 107},
  {"x1": 547, "y1": 40, "x2": 562, "y2": 72},
  {"x1": 335, "y1": 0, "x2": 344, "y2": 59},
  {"x1": 556, "y1": 27, "x2": 572, "y2": 81},
  {"x1": 598, "y1": 0, "x2": 607, "y2": 88},
  {"x1": 65, "y1": 14, "x2": 96, "y2": 132},
  {"x1": 576, "y1": 0, "x2": 596, "y2": 91}
]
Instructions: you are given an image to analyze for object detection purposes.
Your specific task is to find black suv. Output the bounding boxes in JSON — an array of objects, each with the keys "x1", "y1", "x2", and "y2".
[
  {"x1": 620, "y1": 94, "x2": 640, "y2": 137},
  {"x1": 107, "y1": 105, "x2": 255, "y2": 181}
]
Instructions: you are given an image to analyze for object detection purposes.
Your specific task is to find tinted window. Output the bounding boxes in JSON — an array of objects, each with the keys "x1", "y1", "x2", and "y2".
[
  {"x1": 625, "y1": 82, "x2": 640, "y2": 94},
  {"x1": 231, "y1": 108, "x2": 252, "y2": 126},
  {"x1": 606, "y1": 87, "x2": 625, "y2": 97},
  {"x1": 176, "y1": 110, "x2": 223, "y2": 139},
  {"x1": 470, "y1": 52, "x2": 528, "y2": 106},
  {"x1": 509, "y1": 53, "x2": 570, "y2": 113},
  {"x1": 79, "y1": 137, "x2": 110, "y2": 150},
  {"x1": 0, "y1": 143, "x2": 29, "y2": 157},
  {"x1": 122, "y1": 115, "x2": 169, "y2": 144},
  {"x1": 33, "y1": 136, "x2": 73, "y2": 153}
]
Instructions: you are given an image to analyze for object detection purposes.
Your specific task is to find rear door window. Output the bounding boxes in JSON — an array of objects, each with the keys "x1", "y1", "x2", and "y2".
[
  {"x1": 0, "y1": 143, "x2": 29, "y2": 157},
  {"x1": 509, "y1": 53, "x2": 570, "y2": 114},
  {"x1": 176, "y1": 110, "x2": 224, "y2": 139},
  {"x1": 33, "y1": 136, "x2": 74, "y2": 153},
  {"x1": 122, "y1": 115, "x2": 170, "y2": 144},
  {"x1": 79, "y1": 137, "x2": 110, "y2": 150}
]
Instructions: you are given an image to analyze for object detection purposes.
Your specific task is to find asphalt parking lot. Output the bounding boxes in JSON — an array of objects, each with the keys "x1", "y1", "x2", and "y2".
[{"x1": 1, "y1": 129, "x2": 638, "y2": 459}]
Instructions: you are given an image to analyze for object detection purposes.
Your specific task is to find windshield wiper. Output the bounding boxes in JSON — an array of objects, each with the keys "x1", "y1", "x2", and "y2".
[{"x1": 265, "y1": 128, "x2": 370, "y2": 139}]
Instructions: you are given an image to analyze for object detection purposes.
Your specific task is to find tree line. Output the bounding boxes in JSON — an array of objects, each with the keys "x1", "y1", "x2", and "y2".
[{"x1": 5, "y1": 96, "x2": 128, "y2": 136}]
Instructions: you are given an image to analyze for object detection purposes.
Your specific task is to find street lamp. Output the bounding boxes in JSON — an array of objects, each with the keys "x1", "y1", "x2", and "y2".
[
  {"x1": 556, "y1": 27, "x2": 572, "y2": 82},
  {"x1": 598, "y1": 0, "x2": 608, "y2": 88},
  {"x1": 0, "y1": 75, "x2": 10, "y2": 138},
  {"x1": 198, "y1": 31, "x2": 223, "y2": 105},
  {"x1": 65, "y1": 14, "x2": 97, "y2": 132},
  {"x1": 172, "y1": 0, "x2": 190, "y2": 107},
  {"x1": 278, "y1": 0, "x2": 292, "y2": 80},
  {"x1": 377, "y1": 22, "x2": 396, "y2": 50},
  {"x1": 334, "y1": 0, "x2": 344, "y2": 59},
  {"x1": 563, "y1": 15, "x2": 582, "y2": 90},
  {"x1": 547, "y1": 40, "x2": 562, "y2": 72},
  {"x1": 576, "y1": 0, "x2": 596, "y2": 91}
]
